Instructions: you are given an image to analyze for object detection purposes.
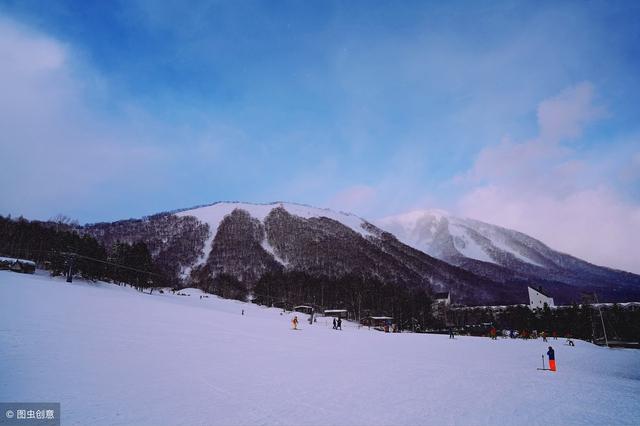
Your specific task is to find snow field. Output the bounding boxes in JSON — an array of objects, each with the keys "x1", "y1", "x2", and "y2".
[{"x1": 1, "y1": 271, "x2": 639, "y2": 426}]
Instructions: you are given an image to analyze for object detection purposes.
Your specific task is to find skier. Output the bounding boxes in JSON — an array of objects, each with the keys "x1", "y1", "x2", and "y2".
[
  {"x1": 292, "y1": 316, "x2": 299, "y2": 330},
  {"x1": 332, "y1": 317, "x2": 337, "y2": 330},
  {"x1": 542, "y1": 331, "x2": 548, "y2": 342},
  {"x1": 490, "y1": 327, "x2": 497, "y2": 340},
  {"x1": 449, "y1": 327, "x2": 455, "y2": 339},
  {"x1": 547, "y1": 346, "x2": 556, "y2": 372},
  {"x1": 242, "y1": 309, "x2": 244, "y2": 316},
  {"x1": 337, "y1": 317, "x2": 342, "y2": 330}
]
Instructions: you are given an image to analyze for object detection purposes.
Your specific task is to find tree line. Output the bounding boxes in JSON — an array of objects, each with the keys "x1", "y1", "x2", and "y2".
[
  {"x1": 448, "y1": 303, "x2": 640, "y2": 342},
  {"x1": 1, "y1": 214, "x2": 438, "y2": 328},
  {"x1": 0, "y1": 215, "x2": 170, "y2": 289},
  {"x1": 250, "y1": 271, "x2": 435, "y2": 331}
]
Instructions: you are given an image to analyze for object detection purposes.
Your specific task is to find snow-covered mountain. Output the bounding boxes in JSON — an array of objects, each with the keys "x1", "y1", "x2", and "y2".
[
  {"x1": 377, "y1": 209, "x2": 556, "y2": 267},
  {"x1": 174, "y1": 201, "x2": 377, "y2": 276},
  {"x1": 83, "y1": 202, "x2": 519, "y2": 305},
  {"x1": 377, "y1": 210, "x2": 640, "y2": 303},
  {"x1": 81, "y1": 202, "x2": 640, "y2": 304}
]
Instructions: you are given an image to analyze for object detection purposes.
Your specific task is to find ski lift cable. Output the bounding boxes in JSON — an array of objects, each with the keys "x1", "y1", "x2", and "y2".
[{"x1": 59, "y1": 251, "x2": 165, "y2": 278}]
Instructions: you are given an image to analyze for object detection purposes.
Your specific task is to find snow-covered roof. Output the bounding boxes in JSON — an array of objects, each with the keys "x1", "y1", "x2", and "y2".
[
  {"x1": 369, "y1": 316, "x2": 393, "y2": 320},
  {"x1": 293, "y1": 305, "x2": 313, "y2": 309},
  {"x1": 0, "y1": 257, "x2": 36, "y2": 266},
  {"x1": 324, "y1": 309, "x2": 348, "y2": 313}
]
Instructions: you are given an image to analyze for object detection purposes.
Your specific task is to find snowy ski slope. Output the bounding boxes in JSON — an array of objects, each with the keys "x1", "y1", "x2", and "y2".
[{"x1": 1, "y1": 271, "x2": 639, "y2": 425}]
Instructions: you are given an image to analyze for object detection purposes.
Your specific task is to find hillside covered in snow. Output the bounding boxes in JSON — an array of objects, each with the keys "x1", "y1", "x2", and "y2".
[
  {"x1": 378, "y1": 210, "x2": 640, "y2": 303},
  {"x1": 1, "y1": 270, "x2": 639, "y2": 426},
  {"x1": 83, "y1": 202, "x2": 518, "y2": 305}
]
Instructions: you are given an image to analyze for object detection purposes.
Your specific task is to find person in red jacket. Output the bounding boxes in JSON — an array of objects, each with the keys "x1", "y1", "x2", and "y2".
[{"x1": 547, "y1": 346, "x2": 556, "y2": 372}]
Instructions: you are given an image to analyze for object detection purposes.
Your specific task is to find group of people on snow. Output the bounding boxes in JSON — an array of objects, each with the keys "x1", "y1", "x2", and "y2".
[
  {"x1": 332, "y1": 317, "x2": 342, "y2": 330},
  {"x1": 495, "y1": 328, "x2": 575, "y2": 347},
  {"x1": 290, "y1": 314, "x2": 342, "y2": 331},
  {"x1": 500, "y1": 329, "x2": 560, "y2": 340}
]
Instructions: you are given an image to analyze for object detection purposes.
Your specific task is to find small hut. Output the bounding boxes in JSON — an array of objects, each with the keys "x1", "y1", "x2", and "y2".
[
  {"x1": 293, "y1": 305, "x2": 314, "y2": 315},
  {"x1": 0, "y1": 257, "x2": 36, "y2": 274},
  {"x1": 361, "y1": 316, "x2": 394, "y2": 331}
]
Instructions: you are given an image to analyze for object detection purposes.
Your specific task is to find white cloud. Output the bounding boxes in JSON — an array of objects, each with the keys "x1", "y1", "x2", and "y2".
[
  {"x1": 455, "y1": 83, "x2": 640, "y2": 274},
  {"x1": 537, "y1": 82, "x2": 605, "y2": 142},
  {"x1": 0, "y1": 18, "x2": 167, "y2": 220}
]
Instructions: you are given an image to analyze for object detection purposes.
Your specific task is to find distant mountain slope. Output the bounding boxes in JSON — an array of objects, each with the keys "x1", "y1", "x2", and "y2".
[
  {"x1": 377, "y1": 210, "x2": 640, "y2": 303},
  {"x1": 83, "y1": 202, "x2": 524, "y2": 305}
]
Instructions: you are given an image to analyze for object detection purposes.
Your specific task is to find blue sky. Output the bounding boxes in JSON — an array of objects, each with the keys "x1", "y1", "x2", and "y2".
[{"x1": 1, "y1": 1, "x2": 639, "y2": 271}]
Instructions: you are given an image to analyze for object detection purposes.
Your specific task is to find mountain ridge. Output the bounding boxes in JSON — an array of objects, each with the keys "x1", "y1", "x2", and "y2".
[
  {"x1": 377, "y1": 209, "x2": 640, "y2": 303},
  {"x1": 80, "y1": 202, "x2": 640, "y2": 304}
]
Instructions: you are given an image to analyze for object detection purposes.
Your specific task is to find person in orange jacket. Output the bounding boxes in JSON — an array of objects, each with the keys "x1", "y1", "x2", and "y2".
[{"x1": 292, "y1": 316, "x2": 299, "y2": 330}]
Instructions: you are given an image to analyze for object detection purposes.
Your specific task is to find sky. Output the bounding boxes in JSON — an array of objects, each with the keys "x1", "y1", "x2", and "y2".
[{"x1": 0, "y1": 1, "x2": 638, "y2": 273}]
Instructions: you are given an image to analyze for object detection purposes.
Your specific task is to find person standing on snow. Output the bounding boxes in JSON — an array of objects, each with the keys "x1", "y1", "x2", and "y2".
[
  {"x1": 333, "y1": 317, "x2": 337, "y2": 330},
  {"x1": 547, "y1": 346, "x2": 556, "y2": 372},
  {"x1": 337, "y1": 317, "x2": 342, "y2": 330},
  {"x1": 292, "y1": 316, "x2": 299, "y2": 330},
  {"x1": 449, "y1": 327, "x2": 455, "y2": 339}
]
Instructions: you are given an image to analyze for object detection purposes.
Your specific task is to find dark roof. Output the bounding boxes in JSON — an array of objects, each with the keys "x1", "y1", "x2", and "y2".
[
  {"x1": 433, "y1": 292, "x2": 450, "y2": 300},
  {"x1": 529, "y1": 286, "x2": 552, "y2": 298}
]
